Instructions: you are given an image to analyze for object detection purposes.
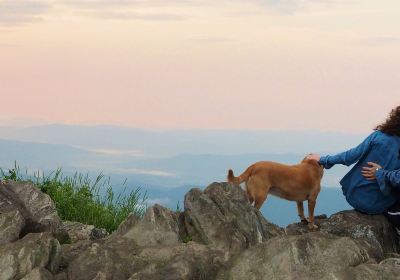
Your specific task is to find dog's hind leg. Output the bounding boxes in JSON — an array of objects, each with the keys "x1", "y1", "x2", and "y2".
[
  {"x1": 307, "y1": 195, "x2": 319, "y2": 230},
  {"x1": 246, "y1": 188, "x2": 255, "y2": 206},
  {"x1": 254, "y1": 194, "x2": 267, "y2": 209},
  {"x1": 254, "y1": 178, "x2": 270, "y2": 209},
  {"x1": 245, "y1": 178, "x2": 256, "y2": 206},
  {"x1": 296, "y1": 201, "x2": 308, "y2": 224}
]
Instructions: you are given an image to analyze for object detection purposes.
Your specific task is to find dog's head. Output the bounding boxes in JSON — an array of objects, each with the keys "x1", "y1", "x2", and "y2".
[{"x1": 301, "y1": 157, "x2": 324, "y2": 178}]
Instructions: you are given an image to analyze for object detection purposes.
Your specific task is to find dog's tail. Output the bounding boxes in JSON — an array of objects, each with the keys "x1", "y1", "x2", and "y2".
[{"x1": 227, "y1": 165, "x2": 254, "y2": 184}]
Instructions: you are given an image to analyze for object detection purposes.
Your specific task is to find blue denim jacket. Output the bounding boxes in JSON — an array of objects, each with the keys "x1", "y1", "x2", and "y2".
[
  {"x1": 319, "y1": 131, "x2": 400, "y2": 214},
  {"x1": 376, "y1": 169, "x2": 400, "y2": 193}
]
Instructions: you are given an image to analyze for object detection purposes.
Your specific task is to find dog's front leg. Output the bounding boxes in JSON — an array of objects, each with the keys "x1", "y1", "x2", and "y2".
[
  {"x1": 296, "y1": 201, "x2": 308, "y2": 224},
  {"x1": 307, "y1": 198, "x2": 318, "y2": 230}
]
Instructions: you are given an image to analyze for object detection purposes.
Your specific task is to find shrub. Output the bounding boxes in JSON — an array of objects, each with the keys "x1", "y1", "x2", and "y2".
[{"x1": 1, "y1": 163, "x2": 147, "y2": 233}]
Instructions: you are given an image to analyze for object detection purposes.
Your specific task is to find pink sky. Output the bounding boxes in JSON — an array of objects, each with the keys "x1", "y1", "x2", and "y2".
[{"x1": 0, "y1": 0, "x2": 399, "y2": 132}]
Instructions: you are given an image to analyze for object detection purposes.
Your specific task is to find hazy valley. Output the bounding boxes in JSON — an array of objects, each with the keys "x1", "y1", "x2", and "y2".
[{"x1": 0, "y1": 124, "x2": 363, "y2": 226}]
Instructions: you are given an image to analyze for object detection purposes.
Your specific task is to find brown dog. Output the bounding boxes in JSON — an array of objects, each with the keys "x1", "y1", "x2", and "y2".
[{"x1": 227, "y1": 158, "x2": 324, "y2": 230}]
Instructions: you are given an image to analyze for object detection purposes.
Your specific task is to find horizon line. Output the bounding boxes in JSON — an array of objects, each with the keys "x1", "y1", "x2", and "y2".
[{"x1": 0, "y1": 122, "x2": 369, "y2": 135}]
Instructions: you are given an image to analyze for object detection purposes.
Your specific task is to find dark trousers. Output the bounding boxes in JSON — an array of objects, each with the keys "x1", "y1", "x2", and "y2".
[{"x1": 385, "y1": 201, "x2": 400, "y2": 236}]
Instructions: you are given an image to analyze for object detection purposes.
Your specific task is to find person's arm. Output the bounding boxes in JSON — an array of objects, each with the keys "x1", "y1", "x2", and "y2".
[
  {"x1": 376, "y1": 169, "x2": 400, "y2": 188},
  {"x1": 318, "y1": 132, "x2": 378, "y2": 169},
  {"x1": 362, "y1": 162, "x2": 400, "y2": 195}
]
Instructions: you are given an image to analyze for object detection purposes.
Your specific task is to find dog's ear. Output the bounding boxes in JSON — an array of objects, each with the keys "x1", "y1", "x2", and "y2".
[{"x1": 303, "y1": 158, "x2": 320, "y2": 167}]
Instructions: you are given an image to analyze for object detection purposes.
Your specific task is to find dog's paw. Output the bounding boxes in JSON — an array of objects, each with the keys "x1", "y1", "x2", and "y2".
[
  {"x1": 308, "y1": 224, "x2": 319, "y2": 231},
  {"x1": 300, "y1": 218, "x2": 309, "y2": 225}
]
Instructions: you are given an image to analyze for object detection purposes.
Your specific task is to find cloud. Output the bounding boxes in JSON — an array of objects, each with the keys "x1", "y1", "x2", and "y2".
[
  {"x1": 0, "y1": 0, "x2": 50, "y2": 25},
  {"x1": 0, "y1": 43, "x2": 18, "y2": 48},
  {"x1": 258, "y1": 0, "x2": 302, "y2": 13},
  {"x1": 60, "y1": 0, "x2": 193, "y2": 21},
  {"x1": 138, "y1": 197, "x2": 171, "y2": 209},
  {"x1": 0, "y1": 0, "x2": 331, "y2": 26},
  {"x1": 91, "y1": 10, "x2": 187, "y2": 21},
  {"x1": 189, "y1": 36, "x2": 235, "y2": 44},
  {"x1": 60, "y1": 0, "x2": 328, "y2": 21},
  {"x1": 0, "y1": 0, "x2": 190, "y2": 25},
  {"x1": 84, "y1": 148, "x2": 145, "y2": 157},
  {"x1": 109, "y1": 167, "x2": 175, "y2": 177},
  {"x1": 360, "y1": 36, "x2": 400, "y2": 46},
  {"x1": 146, "y1": 197, "x2": 170, "y2": 206},
  {"x1": 75, "y1": 163, "x2": 176, "y2": 177},
  {"x1": 254, "y1": 0, "x2": 331, "y2": 14},
  {"x1": 60, "y1": 0, "x2": 205, "y2": 9}
]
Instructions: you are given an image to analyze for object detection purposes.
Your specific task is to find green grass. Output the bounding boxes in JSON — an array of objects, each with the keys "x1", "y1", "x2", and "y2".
[{"x1": 0, "y1": 163, "x2": 147, "y2": 233}]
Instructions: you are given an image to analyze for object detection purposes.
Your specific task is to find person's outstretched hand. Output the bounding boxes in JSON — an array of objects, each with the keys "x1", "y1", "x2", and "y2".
[
  {"x1": 306, "y1": 153, "x2": 321, "y2": 162},
  {"x1": 362, "y1": 162, "x2": 382, "y2": 180}
]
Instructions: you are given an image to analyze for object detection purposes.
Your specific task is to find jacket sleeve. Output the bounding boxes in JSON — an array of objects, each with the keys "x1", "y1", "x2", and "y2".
[
  {"x1": 376, "y1": 169, "x2": 400, "y2": 195},
  {"x1": 319, "y1": 132, "x2": 378, "y2": 169}
]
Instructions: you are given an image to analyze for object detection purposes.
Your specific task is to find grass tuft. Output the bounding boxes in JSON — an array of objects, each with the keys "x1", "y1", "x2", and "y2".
[{"x1": 1, "y1": 162, "x2": 147, "y2": 233}]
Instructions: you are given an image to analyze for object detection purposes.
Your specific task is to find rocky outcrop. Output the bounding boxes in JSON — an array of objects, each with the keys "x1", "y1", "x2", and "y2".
[
  {"x1": 59, "y1": 240, "x2": 93, "y2": 272},
  {"x1": 20, "y1": 268, "x2": 54, "y2": 280},
  {"x1": 220, "y1": 233, "x2": 379, "y2": 280},
  {"x1": 184, "y1": 183, "x2": 283, "y2": 253},
  {"x1": 0, "y1": 180, "x2": 67, "y2": 242},
  {"x1": 67, "y1": 239, "x2": 228, "y2": 280},
  {"x1": 112, "y1": 204, "x2": 181, "y2": 246},
  {"x1": 62, "y1": 221, "x2": 108, "y2": 243},
  {"x1": 335, "y1": 258, "x2": 400, "y2": 279},
  {"x1": 0, "y1": 232, "x2": 60, "y2": 280},
  {"x1": 128, "y1": 243, "x2": 228, "y2": 280},
  {"x1": 1, "y1": 179, "x2": 400, "y2": 279},
  {"x1": 0, "y1": 210, "x2": 25, "y2": 244},
  {"x1": 286, "y1": 210, "x2": 399, "y2": 257}
]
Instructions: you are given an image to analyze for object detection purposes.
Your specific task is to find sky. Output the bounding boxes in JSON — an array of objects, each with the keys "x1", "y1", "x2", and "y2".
[{"x1": 0, "y1": 0, "x2": 399, "y2": 132}]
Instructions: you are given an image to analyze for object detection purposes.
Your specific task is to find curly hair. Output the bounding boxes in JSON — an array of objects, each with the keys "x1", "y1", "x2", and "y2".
[{"x1": 375, "y1": 106, "x2": 400, "y2": 137}]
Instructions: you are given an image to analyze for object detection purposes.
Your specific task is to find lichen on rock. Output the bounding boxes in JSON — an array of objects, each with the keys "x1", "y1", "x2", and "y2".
[{"x1": 1, "y1": 180, "x2": 400, "y2": 280}]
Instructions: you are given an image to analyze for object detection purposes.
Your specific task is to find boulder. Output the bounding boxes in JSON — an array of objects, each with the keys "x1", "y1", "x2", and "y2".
[
  {"x1": 128, "y1": 242, "x2": 228, "y2": 280},
  {"x1": 286, "y1": 210, "x2": 399, "y2": 256},
  {"x1": 62, "y1": 221, "x2": 108, "y2": 243},
  {"x1": 220, "y1": 232, "x2": 379, "y2": 280},
  {"x1": 66, "y1": 238, "x2": 141, "y2": 280},
  {"x1": 20, "y1": 268, "x2": 54, "y2": 280},
  {"x1": 59, "y1": 240, "x2": 93, "y2": 272},
  {"x1": 334, "y1": 258, "x2": 400, "y2": 279},
  {"x1": 3, "y1": 178, "x2": 400, "y2": 280},
  {"x1": 0, "y1": 181, "x2": 67, "y2": 242},
  {"x1": 53, "y1": 272, "x2": 67, "y2": 280},
  {"x1": 183, "y1": 183, "x2": 283, "y2": 254},
  {"x1": 0, "y1": 209, "x2": 25, "y2": 244},
  {"x1": 68, "y1": 237, "x2": 227, "y2": 280},
  {"x1": 0, "y1": 232, "x2": 61, "y2": 280},
  {"x1": 112, "y1": 204, "x2": 181, "y2": 246}
]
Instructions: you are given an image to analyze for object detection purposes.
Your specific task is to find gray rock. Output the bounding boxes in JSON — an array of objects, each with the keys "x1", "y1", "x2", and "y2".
[
  {"x1": 221, "y1": 232, "x2": 378, "y2": 280},
  {"x1": 0, "y1": 232, "x2": 61, "y2": 280},
  {"x1": 53, "y1": 272, "x2": 67, "y2": 280},
  {"x1": 112, "y1": 204, "x2": 181, "y2": 246},
  {"x1": 184, "y1": 183, "x2": 283, "y2": 254},
  {"x1": 0, "y1": 209, "x2": 25, "y2": 244},
  {"x1": 286, "y1": 210, "x2": 399, "y2": 257},
  {"x1": 334, "y1": 258, "x2": 400, "y2": 279},
  {"x1": 66, "y1": 237, "x2": 141, "y2": 280},
  {"x1": 128, "y1": 242, "x2": 228, "y2": 280},
  {"x1": 0, "y1": 181, "x2": 67, "y2": 242},
  {"x1": 21, "y1": 268, "x2": 54, "y2": 280},
  {"x1": 62, "y1": 221, "x2": 108, "y2": 243},
  {"x1": 66, "y1": 237, "x2": 148, "y2": 280},
  {"x1": 3, "y1": 178, "x2": 400, "y2": 280},
  {"x1": 68, "y1": 236, "x2": 227, "y2": 280},
  {"x1": 59, "y1": 240, "x2": 92, "y2": 272}
]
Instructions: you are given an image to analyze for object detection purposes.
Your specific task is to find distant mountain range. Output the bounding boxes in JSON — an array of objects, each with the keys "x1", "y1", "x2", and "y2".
[
  {"x1": 0, "y1": 124, "x2": 365, "y2": 225},
  {"x1": 0, "y1": 124, "x2": 366, "y2": 156}
]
